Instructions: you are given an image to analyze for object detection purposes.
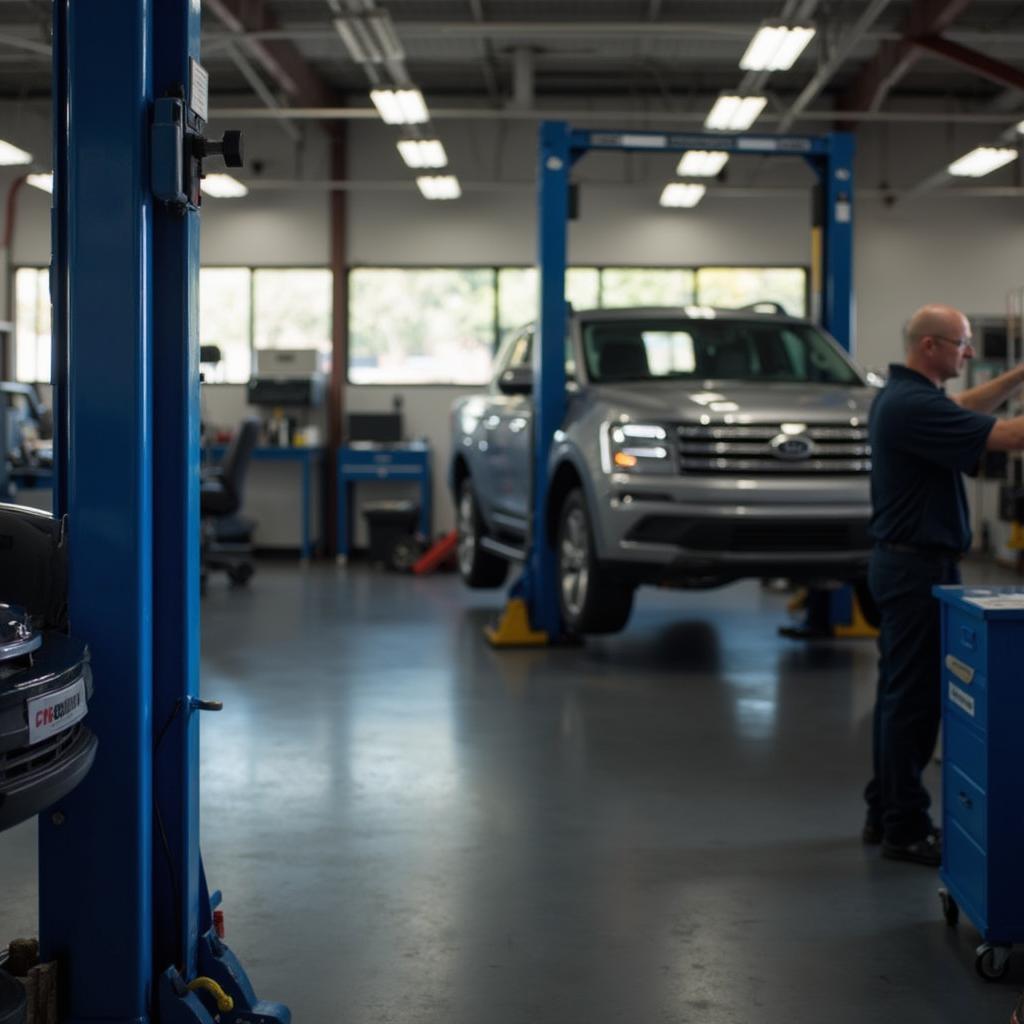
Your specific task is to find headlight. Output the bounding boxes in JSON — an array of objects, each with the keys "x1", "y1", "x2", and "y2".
[{"x1": 602, "y1": 422, "x2": 674, "y2": 474}]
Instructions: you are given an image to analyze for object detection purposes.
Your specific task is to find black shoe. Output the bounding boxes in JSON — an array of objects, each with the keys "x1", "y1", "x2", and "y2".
[
  {"x1": 882, "y1": 828, "x2": 941, "y2": 867},
  {"x1": 862, "y1": 818, "x2": 883, "y2": 845}
]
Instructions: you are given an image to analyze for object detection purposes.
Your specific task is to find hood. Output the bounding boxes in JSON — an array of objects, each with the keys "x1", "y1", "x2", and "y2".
[{"x1": 589, "y1": 380, "x2": 875, "y2": 424}]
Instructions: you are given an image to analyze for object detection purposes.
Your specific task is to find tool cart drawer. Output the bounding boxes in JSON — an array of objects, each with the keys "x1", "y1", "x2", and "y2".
[
  {"x1": 944, "y1": 763, "x2": 987, "y2": 852},
  {"x1": 943, "y1": 715, "x2": 987, "y2": 789},
  {"x1": 944, "y1": 607, "x2": 986, "y2": 667}
]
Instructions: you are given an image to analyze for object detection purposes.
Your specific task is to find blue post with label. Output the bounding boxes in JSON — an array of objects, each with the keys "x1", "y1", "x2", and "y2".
[{"x1": 43, "y1": 2, "x2": 289, "y2": 1021}]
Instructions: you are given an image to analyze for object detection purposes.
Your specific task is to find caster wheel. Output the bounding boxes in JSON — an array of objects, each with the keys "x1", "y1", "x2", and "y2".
[
  {"x1": 939, "y1": 888, "x2": 959, "y2": 927},
  {"x1": 228, "y1": 564, "x2": 254, "y2": 587},
  {"x1": 975, "y1": 943, "x2": 1011, "y2": 981}
]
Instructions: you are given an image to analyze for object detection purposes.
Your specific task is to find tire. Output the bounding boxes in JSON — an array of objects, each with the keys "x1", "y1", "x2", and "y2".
[
  {"x1": 556, "y1": 488, "x2": 634, "y2": 635},
  {"x1": 456, "y1": 478, "x2": 508, "y2": 588}
]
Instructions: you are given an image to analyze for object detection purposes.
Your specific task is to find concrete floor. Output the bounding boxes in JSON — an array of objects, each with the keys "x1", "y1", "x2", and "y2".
[{"x1": 2, "y1": 562, "x2": 1021, "y2": 1022}]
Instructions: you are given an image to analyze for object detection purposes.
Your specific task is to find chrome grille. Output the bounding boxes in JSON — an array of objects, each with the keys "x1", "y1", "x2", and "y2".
[{"x1": 676, "y1": 423, "x2": 871, "y2": 475}]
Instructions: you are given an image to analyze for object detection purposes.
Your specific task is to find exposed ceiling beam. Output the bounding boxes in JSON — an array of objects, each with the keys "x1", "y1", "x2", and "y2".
[
  {"x1": 214, "y1": 177, "x2": 1024, "y2": 202},
  {"x1": 467, "y1": 0, "x2": 502, "y2": 105},
  {"x1": 223, "y1": 41, "x2": 302, "y2": 141},
  {"x1": 913, "y1": 34, "x2": 1024, "y2": 93},
  {"x1": 839, "y1": 0, "x2": 975, "y2": 113},
  {"x1": 204, "y1": 0, "x2": 339, "y2": 110},
  {"x1": 0, "y1": 32, "x2": 50, "y2": 57},
  {"x1": 212, "y1": 104, "x2": 1024, "y2": 126},
  {"x1": 776, "y1": 0, "x2": 894, "y2": 131},
  {"x1": 199, "y1": 22, "x2": 1024, "y2": 49}
]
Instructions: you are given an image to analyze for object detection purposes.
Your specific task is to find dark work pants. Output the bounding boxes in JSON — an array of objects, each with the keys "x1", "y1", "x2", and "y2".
[{"x1": 864, "y1": 547, "x2": 961, "y2": 845}]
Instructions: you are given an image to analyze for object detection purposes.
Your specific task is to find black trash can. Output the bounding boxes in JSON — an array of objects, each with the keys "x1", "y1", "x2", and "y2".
[
  {"x1": 0, "y1": 970, "x2": 26, "y2": 1024},
  {"x1": 362, "y1": 500, "x2": 419, "y2": 566}
]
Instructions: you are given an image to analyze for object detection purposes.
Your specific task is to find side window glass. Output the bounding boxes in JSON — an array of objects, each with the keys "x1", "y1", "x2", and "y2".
[
  {"x1": 565, "y1": 333, "x2": 576, "y2": 378},
  {"x1": 507, "y1": 330, "x2": 533, "y2": 370}
]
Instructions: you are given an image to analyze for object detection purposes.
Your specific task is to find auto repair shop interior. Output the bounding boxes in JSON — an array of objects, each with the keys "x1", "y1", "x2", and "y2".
[{"x1": 3, "y1": 2, "x2": 1024, "y2": 1023}]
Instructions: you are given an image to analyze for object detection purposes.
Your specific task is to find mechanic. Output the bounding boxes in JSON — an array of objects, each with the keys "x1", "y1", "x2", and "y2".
[{"x1": 864, "y1": 304, "x2": 1024, "y2": 866}]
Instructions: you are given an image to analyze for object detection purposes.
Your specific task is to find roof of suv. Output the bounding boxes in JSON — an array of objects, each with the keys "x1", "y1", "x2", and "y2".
[{"x1": 572, "y1": 305, "x2": 811, "y2": 325}]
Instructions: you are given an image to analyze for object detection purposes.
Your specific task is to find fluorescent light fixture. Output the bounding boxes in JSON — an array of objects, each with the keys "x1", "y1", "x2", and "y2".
[
  {"x1": 659, "y1": 183, "x2": 706, "y2": 208},
  {"x1": 416, "y1": 175, "x2": 461, "y2": 200},
  {"x1": 397, "y1": 138, "x2": 448, "y2": 169},
  {"x1": 201, "y1": 173, "x2": 248, "y2": 198},
  {"x1": 333, "y1": 13, "x2": 404, "y2": 64},
  {"x1": 704, "y1": 94, "x2": 767, "y2": 132},
  {"x1": 370, "y1": 88, "x2": 429, "y2": 125},
  {"x1": 0, "y1": 139, "x2": 32, "y2": 165},
  {"x1": 739, "y1": 23, "x2": 815, "y2": 72},
  {"x1": 947, "y1": 146, "x2": 1017, "y2": 178},
  {"x1": 26, "y1": 173, "x2": 52, "y2": 193},
  {"x1": 676, "y1": 150, "x2": 729, "y2": 177}
]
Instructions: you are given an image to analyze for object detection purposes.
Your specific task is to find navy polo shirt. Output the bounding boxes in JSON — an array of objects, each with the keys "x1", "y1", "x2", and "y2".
[{"x1": 869, "y1": 364, "x2": 996, "y2": 552}]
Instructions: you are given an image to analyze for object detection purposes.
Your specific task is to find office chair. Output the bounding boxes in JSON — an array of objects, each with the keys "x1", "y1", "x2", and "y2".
[{"x1": 201, "y1": 417, "x2": 260, "y2": 590}]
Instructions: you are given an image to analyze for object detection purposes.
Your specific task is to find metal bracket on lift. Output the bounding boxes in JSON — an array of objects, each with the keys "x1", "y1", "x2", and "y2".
[
  {"x1": 151, "y1": 62, "x2": 243, "y2": 212},
  {"x1": 196, "y1": 930, "x2": 291, "y2": 1024}
]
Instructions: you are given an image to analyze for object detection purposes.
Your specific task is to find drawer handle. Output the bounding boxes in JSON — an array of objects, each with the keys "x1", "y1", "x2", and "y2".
[
  {"x1": 958, "y1": 791, "x2": 974, "y2": 811},
  {"x1": 945, "y1": 654, "x2": 975, "y2": 685}
]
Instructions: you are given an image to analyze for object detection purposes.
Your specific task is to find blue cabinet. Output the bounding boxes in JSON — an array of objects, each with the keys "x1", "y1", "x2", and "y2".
[
  {"x1": 934, "y1": 585, "x2": 1024, "y2": 980},
  {"x1": 336, "y1": 443, "x2": 432, "y2": 559}
]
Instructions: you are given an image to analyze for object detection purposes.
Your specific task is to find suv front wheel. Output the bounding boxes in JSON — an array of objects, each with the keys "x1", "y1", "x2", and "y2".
[
  {"x1": 557, "y1": 488, "x2": 634, "y2": 635},
  {"x1": 456, "y1": 477, "x2": 508, "y2": 588}
]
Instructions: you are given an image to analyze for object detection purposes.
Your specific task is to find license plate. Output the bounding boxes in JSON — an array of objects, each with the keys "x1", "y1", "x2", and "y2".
[{"x1": 27, "y1": 677, "x2": 88, "y2": 746}]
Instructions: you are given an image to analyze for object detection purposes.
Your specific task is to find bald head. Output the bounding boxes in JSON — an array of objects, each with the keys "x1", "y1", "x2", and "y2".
[
  {"x1": 904, "y1": 305, "x2": 969, "y2": 353},
  {"x1": 902, "y1": 303, "x2": 974, "y2": 385}
]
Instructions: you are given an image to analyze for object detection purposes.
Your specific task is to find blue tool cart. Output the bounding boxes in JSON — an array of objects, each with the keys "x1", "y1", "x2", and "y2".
[
  {"x1": 336, "y1": 442, "x2": 432, "y2": 560},
  {"x1": 933, "y1": 585, "x2": 1024, "y2": 981}
]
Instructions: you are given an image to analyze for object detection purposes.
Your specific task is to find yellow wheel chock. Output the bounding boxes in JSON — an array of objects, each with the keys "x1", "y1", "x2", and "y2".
[{"x1": 484, "y1": 597, "x2": 549, "y2": 647}]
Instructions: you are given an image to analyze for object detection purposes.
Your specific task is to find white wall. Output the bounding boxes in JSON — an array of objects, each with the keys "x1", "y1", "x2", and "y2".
[{"x1": 6, "y1": 100, "x2": 1024, "y2": 549}]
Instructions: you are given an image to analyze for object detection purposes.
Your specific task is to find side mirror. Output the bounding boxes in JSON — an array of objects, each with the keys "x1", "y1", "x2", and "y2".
[{"x1": 498, "y1": 367, "x2": 533, "y2": 395}]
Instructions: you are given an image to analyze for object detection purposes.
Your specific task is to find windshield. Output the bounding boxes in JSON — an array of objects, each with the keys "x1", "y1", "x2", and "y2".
[{"x1": 581, "y1": 318, "x2": 862, "y2": 386}]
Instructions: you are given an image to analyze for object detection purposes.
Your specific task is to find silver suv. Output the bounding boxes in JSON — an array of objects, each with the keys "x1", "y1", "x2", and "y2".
[{"x1": 451, "y1": 306, "x2": 875, "y2": 635}]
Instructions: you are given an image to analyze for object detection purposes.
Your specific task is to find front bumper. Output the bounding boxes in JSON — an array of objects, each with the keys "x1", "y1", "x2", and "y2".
[
  {"x1": 594, "y1": 479, "x2": 871, "y2": 584},
  {"x1": 0, "y1": 632, "x2": 96, "y2": 832}
]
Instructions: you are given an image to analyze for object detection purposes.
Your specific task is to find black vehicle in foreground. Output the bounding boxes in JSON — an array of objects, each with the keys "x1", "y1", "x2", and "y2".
[{"x1": 0, "y1": 505, "x2": 96, "y2": 833}]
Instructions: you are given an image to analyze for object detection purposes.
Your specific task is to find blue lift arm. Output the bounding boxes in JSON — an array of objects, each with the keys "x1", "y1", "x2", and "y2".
[{"x1": 494, "y1": 122, "x2": 856, "y2": 644}]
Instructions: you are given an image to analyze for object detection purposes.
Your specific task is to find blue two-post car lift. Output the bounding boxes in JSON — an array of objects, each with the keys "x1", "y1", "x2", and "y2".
[
  {"x1": 40, "y1": 3, "x2": 286, "y2": 1021},
  {"x1": 489, "y1": 121, "x2": 857, "y2": 645}
]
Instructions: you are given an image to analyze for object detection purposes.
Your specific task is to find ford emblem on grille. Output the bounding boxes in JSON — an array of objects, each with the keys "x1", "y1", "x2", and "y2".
[{"x1": 769, "y1": 434, "x2": 815, "y2": 460}]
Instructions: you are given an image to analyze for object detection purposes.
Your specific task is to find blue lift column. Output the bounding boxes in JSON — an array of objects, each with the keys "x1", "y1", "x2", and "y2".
[
  {"x1": 42, "y1": 3, "x2": 289, "y2": 1021},
  {"x1": 489, "y1": 123, "x2": 859, "y2": 646},
  {"x1": 41, "y1": 4, "x2": 156, "y2": 1018}
]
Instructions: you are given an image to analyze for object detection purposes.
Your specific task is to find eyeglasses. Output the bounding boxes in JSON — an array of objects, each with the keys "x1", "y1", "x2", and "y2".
[{"x1": 933, "y1": 335, "x2": 975, "y2": 351}]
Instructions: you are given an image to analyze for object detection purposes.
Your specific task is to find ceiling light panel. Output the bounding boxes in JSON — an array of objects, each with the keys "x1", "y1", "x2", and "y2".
[
  {"x1": 704, "y1": 95, "x2": 767, "y2": 132},
  {"x1": 947, "y1": 147, "x2": 1017, "y2": 178},
  {"x1": 660, "y1": 183, "x2": 706, "y2": 208},
  {"x1": 26, "y1": 173, "x2": 52, "y2": 193},
  {"x1": 201, "y1": 173, "x2": 249, "y2": 198},
  {"x1": 740, "y1": 24, "x2": 815, "y2": 72},
  {"x1": 371, "y1": 88, "x2": 429, "y2": 125},
  {"x1": 0, "y1": 139, "x2": 32, "y2": 165},
  {"x1": 676, "y1": 151, "x2": 729, "y2": 177},
  {"x1": 417, "y1": 175, "x2": 461, "y2": 200},
  {"x1": 397, "y1": 139, "x2": 448, "y2": 169}
]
